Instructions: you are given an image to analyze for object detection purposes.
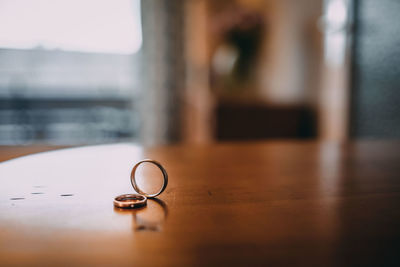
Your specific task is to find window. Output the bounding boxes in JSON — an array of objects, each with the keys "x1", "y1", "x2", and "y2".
[
  {"x1": 0, "y1": 0, "x2": 142, "y2": 145},
  {"x1": 0, "y1": 0, "x2": 142, "y2": 54}
]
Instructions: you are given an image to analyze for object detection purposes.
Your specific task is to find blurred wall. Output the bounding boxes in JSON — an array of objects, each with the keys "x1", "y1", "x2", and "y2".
[
  {"x1": 257, "y1": 0, "x2": 322, "y2": 105},
  {"x1": 140, "y1": 0, "x2": 185, "y2": 145},
  {"x1": 351, "y1": 0, "x2": 400, "y2": 138}
]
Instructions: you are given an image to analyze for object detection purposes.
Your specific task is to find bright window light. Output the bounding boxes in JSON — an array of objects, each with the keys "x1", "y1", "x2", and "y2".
[{"x1": 0, "y1": 0, "x2": 142, "y2": 54}]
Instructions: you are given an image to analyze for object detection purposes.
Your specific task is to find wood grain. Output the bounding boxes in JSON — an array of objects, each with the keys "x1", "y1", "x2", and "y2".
[{"x1": 0, "y1": 141, "x2": 399, "y2": 266}]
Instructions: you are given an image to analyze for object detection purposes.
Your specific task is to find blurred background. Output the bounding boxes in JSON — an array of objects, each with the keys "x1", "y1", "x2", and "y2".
[{"x1": 0, "y1": 0, "x2": 399, "y2": 147}]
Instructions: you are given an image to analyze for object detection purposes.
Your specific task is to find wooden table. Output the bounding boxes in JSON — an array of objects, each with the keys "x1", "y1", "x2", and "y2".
[{"x1": 0, "y1": 141, "x2": 399, "y2": 266}]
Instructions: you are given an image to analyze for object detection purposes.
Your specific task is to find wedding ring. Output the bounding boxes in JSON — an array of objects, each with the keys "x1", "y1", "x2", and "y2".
[
  {"x1": 130, "y1": 159, "x2": 168, "y2": 198},
  {"x1": 114, "y1": 194, "x2": 147, "y2": 209}
]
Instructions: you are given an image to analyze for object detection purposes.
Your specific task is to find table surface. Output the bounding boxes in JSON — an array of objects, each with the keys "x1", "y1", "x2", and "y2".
[{"x1": 0, "y1": 141, "x2": 399, "y2": 266}]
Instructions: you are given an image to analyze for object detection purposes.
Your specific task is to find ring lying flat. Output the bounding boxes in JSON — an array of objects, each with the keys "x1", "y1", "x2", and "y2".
[
  {"x1": 130, "y1": 159, "x2": 168, "y2": 198},
  {"x1": 114, "y1": 194, "x2": 147, "y2": 209}
]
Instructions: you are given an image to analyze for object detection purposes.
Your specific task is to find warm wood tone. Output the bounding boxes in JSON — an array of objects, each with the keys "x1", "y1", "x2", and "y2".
[{"x1": 0, "y1": 141, "x2": 399, "y2": 266}]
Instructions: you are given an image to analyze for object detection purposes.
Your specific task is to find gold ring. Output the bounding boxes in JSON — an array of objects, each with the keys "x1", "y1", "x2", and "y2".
[
  {"x1": 130, "y1": 159, "x2": 168, "y2": 198},
  {"x1": 113, "y1": 194, "x2": 147, "y2": 209}
]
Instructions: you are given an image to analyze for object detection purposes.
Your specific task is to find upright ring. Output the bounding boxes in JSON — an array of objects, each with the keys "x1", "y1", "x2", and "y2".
[
  {"x1": 114, "y1": 194, "x2": 147, "y2": 209},
  {"x1": 130, "y1": 159, "x2": 168, "y2": 198}
]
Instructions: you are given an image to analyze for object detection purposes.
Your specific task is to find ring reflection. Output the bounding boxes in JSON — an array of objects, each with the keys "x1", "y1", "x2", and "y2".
[{"x1": 113, "y1": 198, "x2": 168, "y2": 232}]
